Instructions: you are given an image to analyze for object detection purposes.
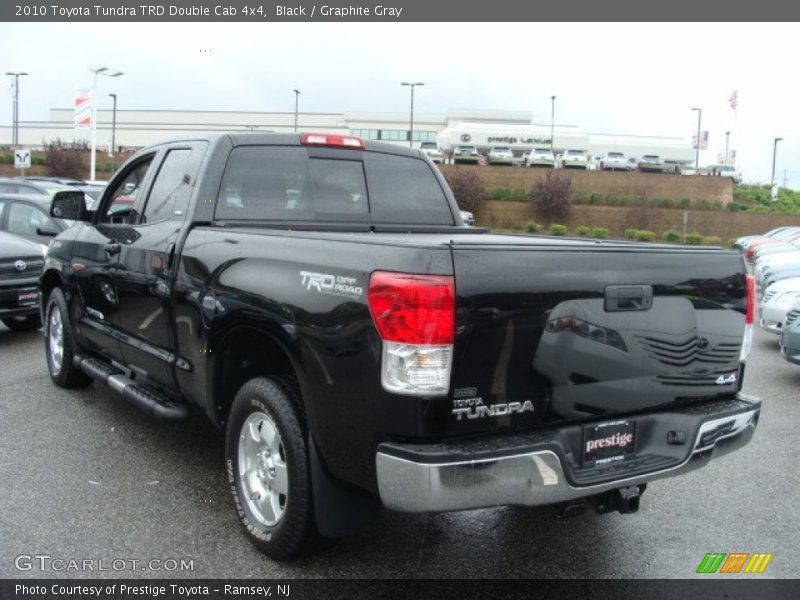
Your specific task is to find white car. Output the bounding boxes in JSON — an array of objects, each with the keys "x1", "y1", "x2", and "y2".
[
  {"x1": 662, "y1": 160, "x2": 683, "y2": 174},
  {"x1": 419, "y1": 141, "x2": 444, "y2": 164},
  {"x1": 755, "y1": 252, "x2": 800, "y2": 286},
  {"x1": 638, "y1": 154, "x2": 664, "y2": 172},
  {"x1": 560, "y1": 149, "x2": 589, "y2": 169},
  {"x1": 760, "y1": 288, "x2": 800, "y2": 334},
  {"x1": 526, "y1": 147, "x2": 555, "y2": 167},
  {"x1": 599, "y1": 152, "x2": 628, "y2": 171},
  {"x1": 487, "y1": 146, "x2": 515, "y2": 166},
  {"x1": 707, "y1": 164, "x2": 743, "y2": 184},
  {"x1": 452, "y1": 145, "x2": 481, "y2": 165}
]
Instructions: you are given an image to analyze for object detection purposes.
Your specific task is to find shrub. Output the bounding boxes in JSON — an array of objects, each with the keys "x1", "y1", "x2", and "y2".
[
  {"x1": 654, "y1": 197, "x2": 675, "y2": 209},
  {"x1": 574, "y1": 191, "x2": 587, "y2": 204},
  {"x1": 589, "y1": 193, "x2": 601, "y2": 204},
  {"x1": 677, "y1": 198, "x2": 692, "y2": 209},
  {"x1": 443, "y1": 168, "x2": 485, "y2": 213},
  {"x1": 703, "y1": 236, "x2": 722, "y2": 246},
  {"x1": 663, "y1": 229, "x2": 681, "y2": 242},
  {"x1": 727, "y1": 238, "x2": 738, "y2": 248},
  {"x1": 486, "y1": 188, "x2": 510, "y2": 200},
  {"x1": 524, "y1": 221, "x2": 541, "y2": 233},
  {"x1": 592, "y1": 227, "x2": 608, "y2": 239},
  {"x1": 624, "y1": 228, "x2": 637, "y2": 239},
  {"x1": 685, "y1": 232, "x2": 703, "y2": 245},
  {"x1": 634, "y1": 230, "x2": 656, "y2": 242},
  {"x1": 575, "y1": 225, "x2": 590, "y2": 236},
  {"x1": 44, "y1": 138, "x2": 85, "y2": 178},
  {"x1": 529, "y1": 172, "x2": 574, "y2": 220},
  {"x1": 549, "y1": 224, "x2": 567, "y2": 236}
]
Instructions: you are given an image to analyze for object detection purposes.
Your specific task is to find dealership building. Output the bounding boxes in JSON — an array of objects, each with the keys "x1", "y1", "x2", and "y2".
[{"x1": 7, "y1": 107, "x2": 694, "y2": 162}]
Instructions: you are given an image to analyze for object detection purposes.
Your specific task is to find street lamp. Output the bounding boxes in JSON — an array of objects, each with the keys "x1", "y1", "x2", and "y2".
[
  {"x1": 293, "y1": 89, "x2": 301, "y2": 133},
  {"x1": 108, "y1": 93, "x2": 118, "y2": 170},
  {"x1": 724, "y1": 131, "x2": 731, "y2": 166},
  {"x1": 89, "y1": 66, "x2": 123, "y2": 181},
  {"x1": 691, "y1": 107, "x2": 702, "y2": 170},
  {"x1": 6, "y1": 72, "x2": 28, "y2": 147},
  {"x1": 401, "y1": 82, "x2": 424, "y2": 148},
  {"x1": 550, "y1": 95, "x2": 556, "y2": 155},
  {"x1": 771, "y1": 137, "x2": 783, "y2": 188}
]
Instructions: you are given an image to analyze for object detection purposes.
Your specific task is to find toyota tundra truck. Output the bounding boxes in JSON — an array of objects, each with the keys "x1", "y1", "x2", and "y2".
[{"x1": 40, "y1": 132, "x2": 760, "y2": 560}]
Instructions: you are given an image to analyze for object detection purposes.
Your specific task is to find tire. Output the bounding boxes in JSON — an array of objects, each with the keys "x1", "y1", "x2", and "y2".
[
  {"x1": 225, "y1": 377, "x2": 317, "y2": 560},
  {"x1": 2, "y1": 314, "x2": 41, "y2": 332},
  {"x1": 44, "y1": 288, "x2": 92, "y2": 388}
]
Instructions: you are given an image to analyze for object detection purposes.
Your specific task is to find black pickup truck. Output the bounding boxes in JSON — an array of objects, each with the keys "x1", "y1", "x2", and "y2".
[{"x1": 41, "y1": 132, "x2": 760, "y2": 560}]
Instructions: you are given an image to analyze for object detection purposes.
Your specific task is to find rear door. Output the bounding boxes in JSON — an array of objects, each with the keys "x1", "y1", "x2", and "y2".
[{"x1": 112, "y1": 142, "x2": 207, "y2": 389}]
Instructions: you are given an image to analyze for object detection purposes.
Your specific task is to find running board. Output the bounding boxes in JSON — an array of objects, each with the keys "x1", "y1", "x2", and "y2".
[{"x1": 73, "y1": 356, "x2": 189, "y2": 422}]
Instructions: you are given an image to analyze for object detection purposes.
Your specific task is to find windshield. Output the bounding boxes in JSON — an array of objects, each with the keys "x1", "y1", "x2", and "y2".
[
  {"x1": 608, "y1": 152, "x2": 624, "y2": 157},
  {"x1": 492, "y1": 147, "x2": 510, "y2": 152},
  {"x1": 567, "y1": 150, "x2": 584, "y2": 155},
  {"x1": 534, "y1": 148, "x2": 550, "y2": 154},
  {"x1": 420, "y1": 142, "x2": 438, "y2": 149}
]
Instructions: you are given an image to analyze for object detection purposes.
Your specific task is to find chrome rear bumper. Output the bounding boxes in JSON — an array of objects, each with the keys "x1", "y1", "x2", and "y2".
[{"x1": 376, "y1": 398, "x2": 759, "y2": 513}]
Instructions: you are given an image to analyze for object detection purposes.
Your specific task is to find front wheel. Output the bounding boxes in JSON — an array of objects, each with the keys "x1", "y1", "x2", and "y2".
[
  {"x1": 2, "y1": 314, "x2": 41, "y2": 332},
  {"x1": 225, "y1": 377, "x2": 318, "y2": 560},
  {"x1": 44, "y1": 288, "x2": 92, "y2": 388}
]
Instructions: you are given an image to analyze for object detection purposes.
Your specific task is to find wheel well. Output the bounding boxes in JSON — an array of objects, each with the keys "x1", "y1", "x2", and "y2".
[
  {"x1": 40, "y1": 270, "x2": 63, "y2": 307},
  {"x1": 212, "y1": 328, "x2": 300, "y2": 426}
]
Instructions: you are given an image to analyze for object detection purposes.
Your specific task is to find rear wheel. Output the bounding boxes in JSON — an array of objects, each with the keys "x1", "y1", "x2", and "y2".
[
  {"x1": 2, "y1": 314, "x2": 41, "y2": 332},
  {"x1": 225, "y1": 377, "x2": 318, "y2": 560},
  {"x1": 44, "y1": 288, "x2": 92, "y2": 388}
]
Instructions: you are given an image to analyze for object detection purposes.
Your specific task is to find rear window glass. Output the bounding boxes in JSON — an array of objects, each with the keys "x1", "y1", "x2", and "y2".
[
  {"x1": 492, "y1": 147, "x2": 510, "y2": 152},
  {"x1": 608, "y1": 152, "x2": 624, "y2": 157},
  {"x1": 534, "y1": 148, "x2": 550, "y2": 154},
  {"x1": 567, "y1": 150, "x2": 584, "y2": 155},
  {"x1": 215, "y1": 146, "x2": 453, "y2": 225},
  {"x1": 420, "y1": 142, "x2": 438, "y2": 149}
]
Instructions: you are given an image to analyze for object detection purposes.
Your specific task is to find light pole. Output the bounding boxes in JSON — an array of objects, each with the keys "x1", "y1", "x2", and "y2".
[
  {"x1": 401, "y1": 82, "x2": 424, "y2": 147},
  {"x1": 691, "y1": 107, "x2": 702, "y2": 170},
  {"x1": 293, "y1": 89, "x2": 301, "y2": 132},
  {"x1": 771, "y1": 137, "x2": 783, "y2": 188},
  {"x1": 550, "y1": 95, "x2": 556, "y2": 155},
  {"x1": 108, "y1": 93, "x2": 118, "y2": 170},
  {"x1": 724, "y1": 131, "x2": 730, "y2": 166},
  {"x1": 89, "y1": 66, "x2": 123, "y2": 181},
  {"x1": 6, "y1": 72, "x2": 28, "y2": 146}
]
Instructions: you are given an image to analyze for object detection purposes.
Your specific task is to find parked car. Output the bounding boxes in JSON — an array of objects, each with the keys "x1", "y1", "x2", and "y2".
[
  {"x1": 0, "y1": 194, "x2": 72, "y2": 245},
  {"x1": 779, "y1": 300, "x2": 800, "y2": 364},
  {"x1": 452, "y1": 145, "x2": 481, "y2": 164},
  {"x1": 706, "y1": 164, "x2": 743, "y2": 184},
  {"x1": 760, "y1": 287, "x2": 800, "y2": 334},
  {"x1": 419, "y1": 142, "x2": 444, "y2": 164},
  {"x1": 599, "y1": 152, "x2": 628, "y2": 171},
  {"x1": 41, "y1": 132, "x2": 760, "y2": 561},
  {"x1": 735, "y1": 227, "x2": 797, "y2": 250},
  {"x1": 0, "y1": 230, "x2": 45, "y2": 331},
  {"x1": 0, "y1": 177, "x2": 71, "y2": 197},
  {"x1": 754, "y1": 252, "x2": 800, "y2": 286},
  {"x1": 16, "y1": 176, "x2": 106, "y2": 201},
  {"x1": 525, "y1": 147, "x2": 555, "y2": 168},
  {"x1": 760, "y1": 277, "x2": 800, "y2": 307},
  {"x1": 626, "y1": 157, "x2": 638, "y2": 171},
  {"x1": 560, "y1": 149, "x2": 589, "y2": 169},
  {"x1": 662, "y1": 160, "x2": 683, "y2": 174},
  {"x1": 762, "y1": 264, "x2": 800, "y2": 290},
  {"x1": 487, "y1": 146, "x2": 515, "y2": 166},
  {"x1": 638, "y1": 155, "x2": 664, "y2": 173}
]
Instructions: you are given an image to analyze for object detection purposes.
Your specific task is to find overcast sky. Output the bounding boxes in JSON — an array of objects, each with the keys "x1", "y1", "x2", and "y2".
[{"x1": 1, "y1": 22, "x2": 797, "y2": 186}]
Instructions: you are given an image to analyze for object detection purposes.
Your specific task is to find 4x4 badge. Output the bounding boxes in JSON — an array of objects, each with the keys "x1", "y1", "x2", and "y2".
[{"x1": 715, "y1": 373, "x2": 737, "y2": 385}]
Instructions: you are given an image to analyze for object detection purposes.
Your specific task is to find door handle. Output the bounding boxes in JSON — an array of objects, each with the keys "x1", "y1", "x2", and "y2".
[
  {"x1": 105, "y1": 243, "x2": 121, "y2": 256},
  {"x1": 604, "y1": 285, "x2": 653, "y2": 312}
]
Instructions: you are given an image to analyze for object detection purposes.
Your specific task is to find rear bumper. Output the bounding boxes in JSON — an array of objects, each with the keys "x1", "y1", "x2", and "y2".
[{"x1": 376, "y1": 395, "x2": 760, "y2": 513}]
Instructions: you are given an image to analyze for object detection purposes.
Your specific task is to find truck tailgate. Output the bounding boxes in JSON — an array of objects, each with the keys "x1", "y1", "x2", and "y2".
[{"x1": 449, "y1": 241, "x2": 747, "y2": 436}]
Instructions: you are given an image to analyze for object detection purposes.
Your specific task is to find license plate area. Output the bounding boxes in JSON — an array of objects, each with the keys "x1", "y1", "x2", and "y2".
[
  {"x1": 582, "y1": 420, "x2": 636, "y2": 466},
  {"x1": 18, "y1": 289, "x2": 38, "y2": 306}
]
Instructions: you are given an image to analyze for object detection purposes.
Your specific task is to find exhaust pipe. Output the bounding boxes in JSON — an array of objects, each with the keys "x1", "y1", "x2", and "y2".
[{"x1": 587, "y1": 484, "x2": 646, "y2": 515}]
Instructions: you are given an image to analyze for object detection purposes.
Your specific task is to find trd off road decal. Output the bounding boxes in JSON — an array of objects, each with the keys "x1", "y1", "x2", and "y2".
[{"x1": 299, "y1": 271, "x2": 363, "y2": 299}]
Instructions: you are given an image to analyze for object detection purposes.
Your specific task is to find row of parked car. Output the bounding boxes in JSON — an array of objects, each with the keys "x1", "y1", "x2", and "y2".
[
  {"x1": 422, "y1": 143, "x2": 742, "y2": 181},
  {"x1": 0, "y1": 176, "x2": 106, "y2": 332},
  {"x1": 735, "y1": 226, "x2": 800, "y2": 364}
]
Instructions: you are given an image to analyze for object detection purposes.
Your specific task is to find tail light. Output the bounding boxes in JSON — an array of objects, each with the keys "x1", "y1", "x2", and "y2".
[
  {"x1": 368, "y1": 271, "x2": 455, "y2": 395},
  {"x1": 300, "y1": 132, "x2": 365, "y2": 149},
  {"x1": 740, "y1": 274, "x2": 755, "y2": 361}
]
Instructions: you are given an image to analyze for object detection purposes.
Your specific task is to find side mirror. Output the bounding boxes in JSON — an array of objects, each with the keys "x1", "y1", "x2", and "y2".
[
  {"x1": 36, "y1": 226, "x2": 59, "y2": 237},
  {"x1": 50, "y1": 190, "x2": 87, "y2": 221}
]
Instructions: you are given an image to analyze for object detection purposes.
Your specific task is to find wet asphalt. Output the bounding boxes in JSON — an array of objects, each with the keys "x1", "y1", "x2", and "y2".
[{"x1": 0, "y1": 325, "x2": 797, "y2": 579}]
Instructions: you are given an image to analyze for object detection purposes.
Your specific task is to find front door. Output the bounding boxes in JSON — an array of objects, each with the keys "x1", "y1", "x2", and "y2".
[{"x1": 112, "y1": 143, "x2": 207, "y2": 390}]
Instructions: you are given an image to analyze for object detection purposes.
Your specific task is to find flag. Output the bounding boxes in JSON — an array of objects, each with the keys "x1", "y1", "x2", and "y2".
[
  {"x1": 692, "y1": 131, "x2": 709, "y2": 151},
  {"x1": 729, "y1": 90, "x2": 738, "y2": 110},
  {"x1": 74, "y1": 90, "x2": 92, "y2": 129}
]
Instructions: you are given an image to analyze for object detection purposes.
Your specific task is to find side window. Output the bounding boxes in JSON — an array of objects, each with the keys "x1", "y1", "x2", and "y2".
[
  {"x1": 141, "y1": 148, "x2": 196, "y2": 223},
  {"x1": 100, "y1": 156, "x2": 156, "y2": 224},
  {"x1": 7, "y1": 203, "x2": 56, "y2": 236}
]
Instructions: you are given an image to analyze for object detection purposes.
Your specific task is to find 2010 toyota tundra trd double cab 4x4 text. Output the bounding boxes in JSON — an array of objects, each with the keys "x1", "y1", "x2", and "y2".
[{"x1": 41, "y1": 132, "x2": 760, "y2": 560}]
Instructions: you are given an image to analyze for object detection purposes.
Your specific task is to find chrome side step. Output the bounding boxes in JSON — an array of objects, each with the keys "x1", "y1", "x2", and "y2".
[{"x1": 73, "y1": 356, "x2": 189, "y2": 422}]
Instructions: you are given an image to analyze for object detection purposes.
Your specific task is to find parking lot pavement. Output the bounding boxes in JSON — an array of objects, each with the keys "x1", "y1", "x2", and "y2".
[{"x1": 0, "y1": 324, "x2": 798, "y2": 579}]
